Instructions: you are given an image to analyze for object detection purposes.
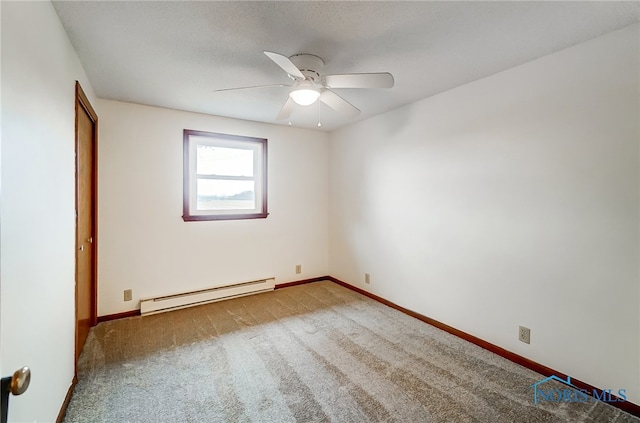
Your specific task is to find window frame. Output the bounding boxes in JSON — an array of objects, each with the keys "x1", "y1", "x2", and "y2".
[{"x1": 182, "y1": 129, "x2": 268, "y2": 222}]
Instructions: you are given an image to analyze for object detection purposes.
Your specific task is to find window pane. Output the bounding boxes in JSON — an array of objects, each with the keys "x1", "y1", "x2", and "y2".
[
  {"x1": 196, "y1": 145, "x2": 254, "y2": 177},
  {"x1": 184, "y1": 129, "x2": 267, "y2": 221},
  {"x1": 196, "y1": 179, "x2": 255, "y2": 210}
]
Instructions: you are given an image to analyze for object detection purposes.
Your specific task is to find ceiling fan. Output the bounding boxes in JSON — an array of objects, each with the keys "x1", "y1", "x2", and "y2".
[{"x1": 213, "y1": 51, "x2": 394, "y2": 121}]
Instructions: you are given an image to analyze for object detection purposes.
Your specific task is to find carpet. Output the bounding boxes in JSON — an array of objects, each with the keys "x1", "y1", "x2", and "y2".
[{"x1": 63, "y1": 281, "x2": 639, "y2": 422}]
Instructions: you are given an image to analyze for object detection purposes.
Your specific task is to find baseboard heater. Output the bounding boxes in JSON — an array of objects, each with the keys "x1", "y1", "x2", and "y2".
[{"x1": 140, "y1": 277, "x2": 275, "y2": 316}]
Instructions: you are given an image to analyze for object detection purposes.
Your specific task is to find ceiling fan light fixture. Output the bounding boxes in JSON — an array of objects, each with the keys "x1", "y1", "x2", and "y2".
[{"x1": 289, "y1": 88, "x2": 320, "y2": 106}]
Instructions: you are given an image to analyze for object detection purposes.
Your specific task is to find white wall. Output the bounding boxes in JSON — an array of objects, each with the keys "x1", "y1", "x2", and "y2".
[
  {"x1": 0, "y1": 2, "x2": 97, "y2": 422},
  {"x1": 329, "y1": 23, "x2": 640, "y2": 405},
  {"x1": 97, "y1": 100, "x2": 329, "y2": 316}
]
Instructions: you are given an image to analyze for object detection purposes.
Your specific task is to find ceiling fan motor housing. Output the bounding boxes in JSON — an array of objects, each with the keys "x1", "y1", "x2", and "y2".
[{"x1": 289, "y1": 54, "x2": 325, "y2": 81}]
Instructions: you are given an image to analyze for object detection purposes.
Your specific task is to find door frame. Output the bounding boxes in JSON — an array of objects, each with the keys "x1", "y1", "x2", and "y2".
[{"x1": 74, "y1": 81, "x2": 98, "y2": 369}]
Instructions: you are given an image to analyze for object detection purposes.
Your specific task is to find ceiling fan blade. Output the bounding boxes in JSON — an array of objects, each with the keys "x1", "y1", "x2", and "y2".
[
  {"x1": 264, "y1": 51, "x2": 305, "y2": 79},
  {"x1": 320, "y1": 90, "x2": 360, "y2": 118},
  {"x1": 213, "y1": 83, "x2": 288, "y2": 93},
  {"x1": 323, "y1": 73, "x2": 394, "y2": 89},
  {"x1": 276, "y1": 97, "x2": 295, "y2": 120}
]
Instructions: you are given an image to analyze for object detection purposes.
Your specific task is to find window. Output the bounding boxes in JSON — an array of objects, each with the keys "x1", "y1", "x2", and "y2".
[{"x1": 183, "y1": 129, "x2": 267, "y2": 221}]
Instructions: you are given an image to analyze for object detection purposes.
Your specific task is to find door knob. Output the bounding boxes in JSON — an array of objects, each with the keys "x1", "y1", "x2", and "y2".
[
  {"x1": 10, "y1": 367, "x2": 30, "y2": 396},
  {"x1": 79, "y1": 244, "x2": 84, "y2": 252},
  {"x1": 1, "y1": 367, "x2": 30, "y2": 423}
]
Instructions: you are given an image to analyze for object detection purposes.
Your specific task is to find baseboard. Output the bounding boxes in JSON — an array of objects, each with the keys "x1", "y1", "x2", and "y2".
[
  {"x1": 326, "y1": 276, "x2": 640, "y2": 418},
  {"x1": 97, "y1": 309, "x2": 141, "y2": 323},
  {"x1": 95, "y1": 278, "x2": 327, "y2": 322},
  {"x1": 97, "y1": 278, "x2": 326, "y2": 322},
  {"x1": 97, "y1": 278, "x2": 328, "y2": 322},
  {"x1": 275, "y1": 276, "x2": 329, "y2": 289},
  {"x1": 56, "y1": 375, "x2": 77, "y2": 423}
]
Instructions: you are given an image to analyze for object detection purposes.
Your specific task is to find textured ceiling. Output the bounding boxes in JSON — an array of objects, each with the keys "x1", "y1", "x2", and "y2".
[{"x1": 52, "y1": 1, "x2": 639, "y2": 131}]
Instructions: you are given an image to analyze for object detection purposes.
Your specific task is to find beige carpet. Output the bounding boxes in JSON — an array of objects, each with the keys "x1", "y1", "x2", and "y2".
[{"x1": 63, "y1": 281, "x2": 639, "y2": 422}]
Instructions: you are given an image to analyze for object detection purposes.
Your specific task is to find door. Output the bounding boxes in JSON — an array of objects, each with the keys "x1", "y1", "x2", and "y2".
[{"x1": 75, "y1": 82, "x2": 98, "y2": 364}]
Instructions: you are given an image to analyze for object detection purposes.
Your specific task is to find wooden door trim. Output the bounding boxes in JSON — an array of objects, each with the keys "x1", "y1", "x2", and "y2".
[
  {"x1": 76, "y1": 82, "x2": 98, "y2": 123},
  {"x1": 74, "y1": 81, "x2": 98, "y2": 368}
]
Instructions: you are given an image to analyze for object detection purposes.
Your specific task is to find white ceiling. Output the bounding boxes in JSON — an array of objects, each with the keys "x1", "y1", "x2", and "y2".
[{"x1": 52, "y1": 1, "x2": 639, "y2": 132}]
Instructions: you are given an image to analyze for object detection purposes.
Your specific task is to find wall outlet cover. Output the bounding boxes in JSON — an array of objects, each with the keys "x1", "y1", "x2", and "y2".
[{"x1": 519, "y1": 326, "x2": 531, "y2": 344}]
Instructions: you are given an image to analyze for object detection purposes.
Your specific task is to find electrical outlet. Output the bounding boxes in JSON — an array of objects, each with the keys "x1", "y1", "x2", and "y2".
[
  {"x1": 519, "y1": 326, "x2": 531, "y2": 344},
  {"x1": 124, "y1": 289, "x2": 133, "y2": 302},
  {"x1": 295, "y1": 264, "x2": 302, "y2": 274},
  {"x1": 365, "y1": 273, "x2": 371, "y2": 284}
]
